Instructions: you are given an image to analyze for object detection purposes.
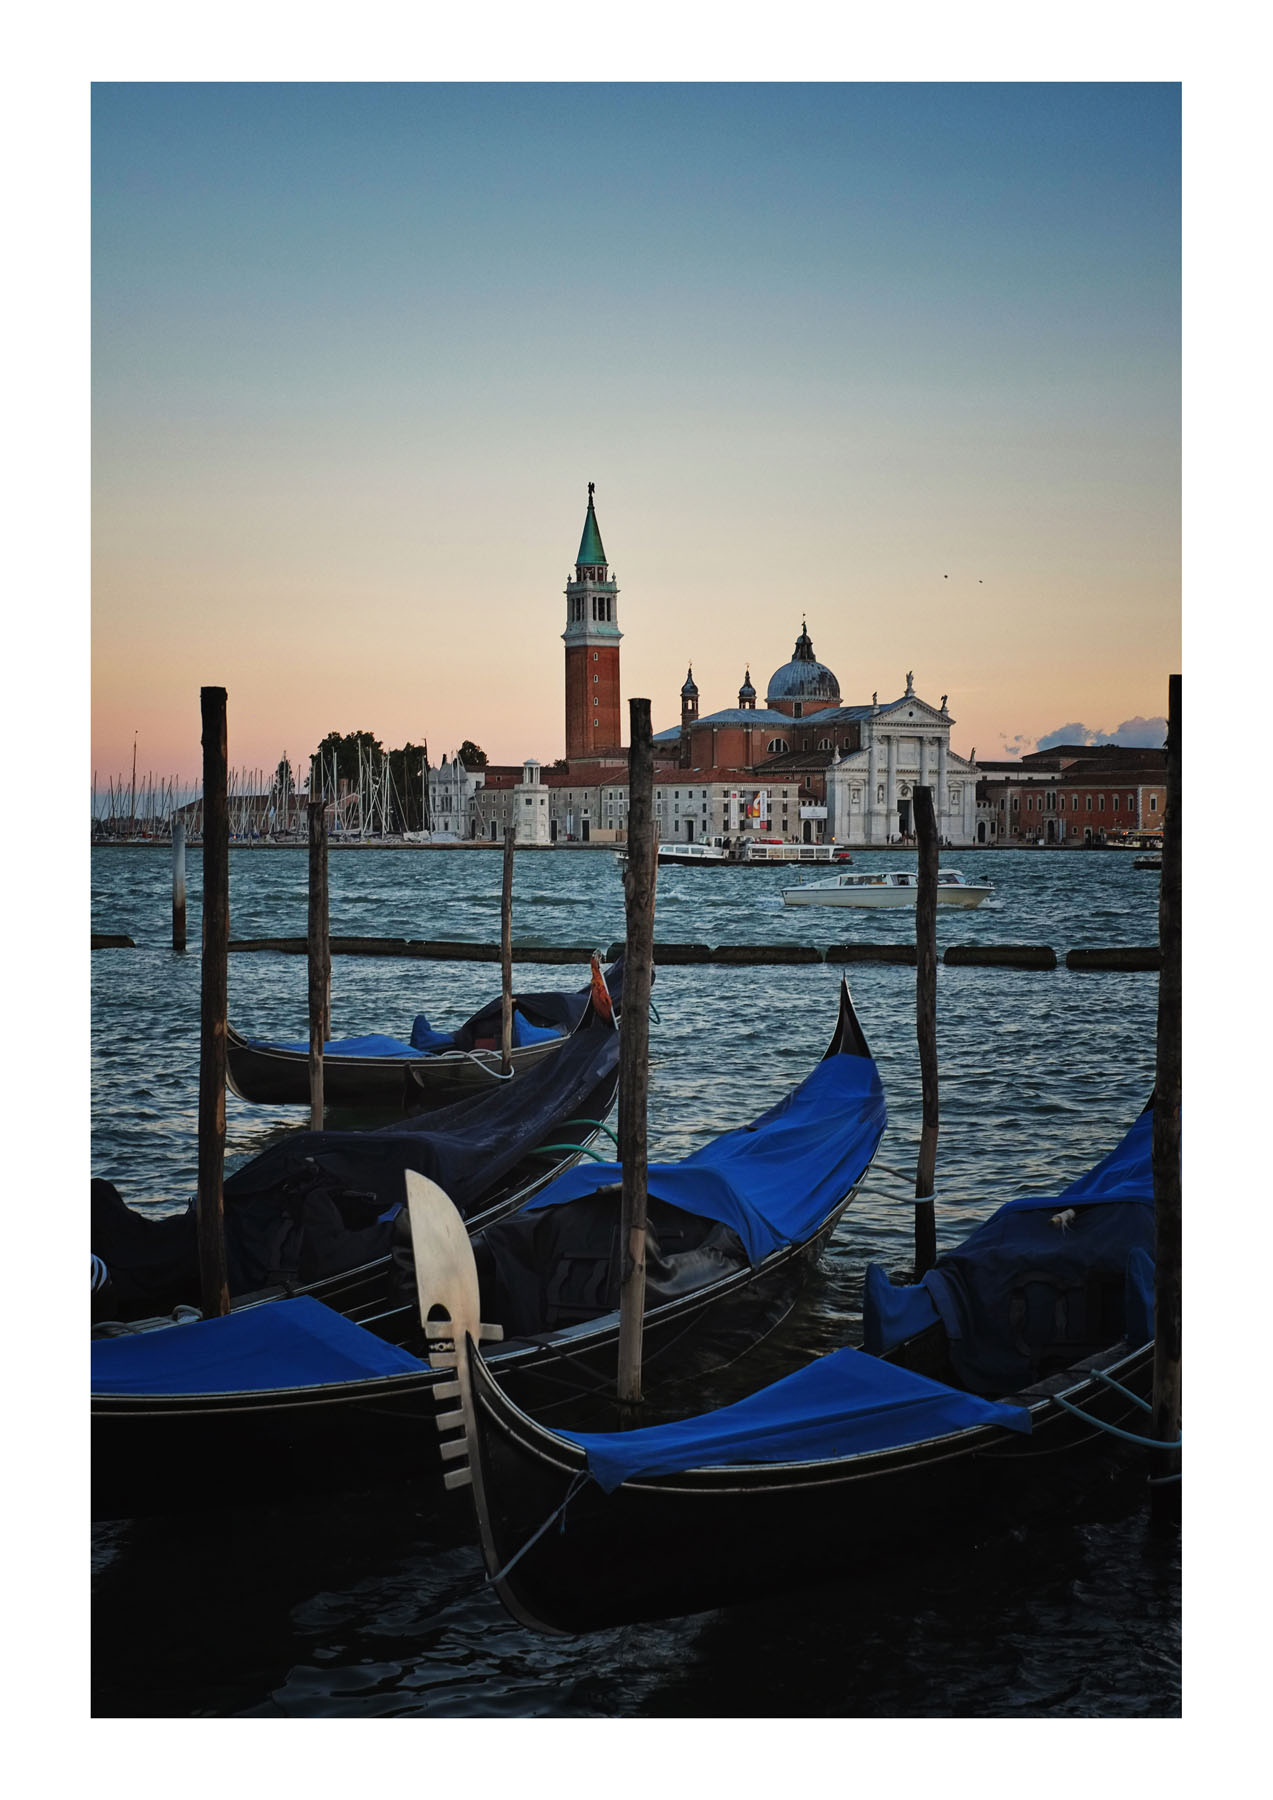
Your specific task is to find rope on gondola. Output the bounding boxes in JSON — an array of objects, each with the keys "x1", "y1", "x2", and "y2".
[
  {"x1": 485, "y1": 1471, "x2": 591, "y2": 1586},
  {"x1": 457, "y1": 1051, "x2": 516, "y2": 1080},
  {"x1": 558, "y1": 1116, "x2": 620, "y2": 1148},
  {"x1": 530, "y1": 1142, "x2": 612, "y2": 1162},
  {"x1": 1092, "y1": 1367, "x2": 1152, "y2": 1413},
  {"x1": 1051, "y1": 1391, "x2": 1181, "y2": 1452}
]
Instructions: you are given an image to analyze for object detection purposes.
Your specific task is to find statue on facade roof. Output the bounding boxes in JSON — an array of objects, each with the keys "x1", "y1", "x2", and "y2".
[{"x1": 905, "y1": 671, "x2": 914, "y2": 694}]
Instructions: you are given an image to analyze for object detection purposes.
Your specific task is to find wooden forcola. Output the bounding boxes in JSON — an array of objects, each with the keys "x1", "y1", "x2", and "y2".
[{"x1": 617, "y1": 698, "x2": 657, "y2": 1405}]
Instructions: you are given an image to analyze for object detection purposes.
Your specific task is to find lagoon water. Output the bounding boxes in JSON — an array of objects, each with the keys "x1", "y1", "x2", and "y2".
[{"x1": 90, "y1": 845, "x2": 1180, "y2": 1717}]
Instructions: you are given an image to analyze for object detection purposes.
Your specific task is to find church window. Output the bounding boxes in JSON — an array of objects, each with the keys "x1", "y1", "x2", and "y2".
[
  {"x1": 1086, "y1": 795, "x2": 1093, "y2": 811},
  {"x1": 793, "y1": 703, "x2": 803, "y2": 718},
  {"x1": 1112, "y1": 794, "x2": 1120, "y2": 811},
  {"x1": 1127, "y1": 794, "x2": 1134, "y2": 809},
  {"x1": 593, "y1": 651, "x2": 598, "y2": 660},
  {"x1": 767, "y1": 739, "x2": 789, "y2": 754},
  {"x1": 1150, "y1": 795, "x2": 1158, "y2": 811},
  {"x1": 1098, "y1": 795, "x2": 1105, "y2": 811},
  {"x1": 593, "y1": 697, "x2": 599, "y2": 705},
  {"x1": 877, "y1": 785, "x2": 884, "y2": 804},
  {"x1": 594, "y1": 674, "x2": 599, "y2": 683},
  {"x1": 818, "y1": 738, "x2": 831, "y2": 750}
]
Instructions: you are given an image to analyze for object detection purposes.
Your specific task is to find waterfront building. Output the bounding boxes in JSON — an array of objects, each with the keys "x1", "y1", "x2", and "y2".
[
  {"x1": 656, "y1": 631, "x2": 979, "y2": 847},
  {"x1": 975, "y1": 744, "x2": 1166, "y2": 846},
  {"x1": 426, "y1": 752, "x2": 485, "y2": 838}
]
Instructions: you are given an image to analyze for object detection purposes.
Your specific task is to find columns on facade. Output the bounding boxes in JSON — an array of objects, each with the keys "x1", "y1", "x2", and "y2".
[
  {"x1": 866, "y1": 732, "x2": 880, "y2": 845},
  {"x1": 937, "y1": 738, "x2": 949, "y2": 835},
  {"x1": 886, "y1": 734, "x2": 898, "y2": 840}
]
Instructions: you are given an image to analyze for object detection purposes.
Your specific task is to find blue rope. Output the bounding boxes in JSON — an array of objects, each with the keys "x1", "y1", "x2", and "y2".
[
  {"x1": 1092, "y1": 1368, "x2": 1153, "y2": 1414},
  {"x1": 1052, "y1": 1392, "x2": 1181, "y2": 1451},
  {"x1": 486, "y1": 1470, "x2": 590, "y2": 1586}
]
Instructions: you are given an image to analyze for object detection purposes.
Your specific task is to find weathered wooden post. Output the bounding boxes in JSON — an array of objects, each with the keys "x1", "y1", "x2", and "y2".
[
  {"x1": 307, "y1": 797, "x2": 330, "y2": 1129},
  {"x1": 196, "y1": 686, "x2": 230, "y2": 1319},
  {"x1": 617, "y1": 698, "x2": 657, "y2": 1404},
  {"x1": 913, "y1": 784, "x2": 939, "y2": 1277},
  {"x1": 1151, "y1": 674, "x2": 1182, "y2": 1516},
  {"x1": 172, "y1": 818, "x2": 187, "y2": 951},
  {"x1": 500, "y1": 825, "x2": 515, "y2": 1074}
]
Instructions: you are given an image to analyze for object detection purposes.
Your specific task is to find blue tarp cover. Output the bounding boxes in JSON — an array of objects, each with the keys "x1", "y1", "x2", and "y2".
[
  {"x1": 91, "y1": 1296, "x2": 427, "y2": 1397},
  {"x1": 259, "y1": 1032, "x2": 426, "y2": 1058},
  {"x1": 560, "y1": 1346, "x2": 1031, "y2": 1491},
  {"x1": 524, "y1": 1052, "x2": 887, "y2": 1264},
  {"x1": 861, "y1": 1108, "x2": 1157, "y2": 1385},
  {"x1": 262, "y1": 1009, "x2": 561, "y2": 1059}
]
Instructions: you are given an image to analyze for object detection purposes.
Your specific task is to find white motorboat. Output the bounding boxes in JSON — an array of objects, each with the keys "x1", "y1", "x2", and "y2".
[{"x1": 781, "y1": 868, "x2": 994, "y2": 909}]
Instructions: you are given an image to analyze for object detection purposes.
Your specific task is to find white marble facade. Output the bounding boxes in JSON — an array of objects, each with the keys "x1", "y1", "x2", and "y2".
[{"x1": 825, "y1": 682, "x2": 978, "y2": 846}]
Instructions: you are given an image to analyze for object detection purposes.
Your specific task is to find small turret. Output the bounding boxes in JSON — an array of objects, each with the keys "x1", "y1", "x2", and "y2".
[{"x1": 738, "y1": 666, "x2": 756, "y2": 710}]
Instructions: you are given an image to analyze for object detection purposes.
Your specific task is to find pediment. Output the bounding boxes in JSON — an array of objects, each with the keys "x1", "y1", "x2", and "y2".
[{"x1": 876, "y1": 694, "x2": 951, "y2": 728}]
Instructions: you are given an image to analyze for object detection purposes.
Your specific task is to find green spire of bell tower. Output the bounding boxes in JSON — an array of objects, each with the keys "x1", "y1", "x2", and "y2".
[{"x1": 576, "y1": 480, "x2": 607, "y2": 571}]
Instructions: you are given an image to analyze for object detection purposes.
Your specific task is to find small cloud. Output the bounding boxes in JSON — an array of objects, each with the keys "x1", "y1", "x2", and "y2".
[
  {"x1": 999, "y1": 733, "x2": 1034, "y2": 757},
  {"x1": 1035, "y1": 722, "x2": 1099, "y2": 751},
  {"x1": 1034, "y1": 717, "x2": 1167, "y2": 752},
  {"x1": 1103, "y1": 715, "x2": 1168, "y2": 748}
]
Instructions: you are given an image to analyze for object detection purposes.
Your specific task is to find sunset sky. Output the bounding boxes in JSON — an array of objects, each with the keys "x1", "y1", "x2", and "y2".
[{"x1": 91, "y1": 81, "x2": 1180, "y2": 791}]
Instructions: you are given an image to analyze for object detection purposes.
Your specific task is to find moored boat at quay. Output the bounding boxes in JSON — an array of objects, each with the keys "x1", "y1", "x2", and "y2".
[{"x1": 616, "y1": 837, "x2": 853, "y2": 870}]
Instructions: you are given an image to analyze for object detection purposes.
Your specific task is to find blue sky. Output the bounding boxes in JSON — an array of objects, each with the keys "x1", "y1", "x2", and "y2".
[{"x1": 92, "y1": 82, "x2": 1180, "y2": 780}]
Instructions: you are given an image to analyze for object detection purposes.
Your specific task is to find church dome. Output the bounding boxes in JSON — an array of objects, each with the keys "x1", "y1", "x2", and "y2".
[
  {"x1": 766, "y1": 622, "x2": 840, "y2": 706},
  {"x1": 738, "y1": 667, "x2": 756, "y2": 703}
]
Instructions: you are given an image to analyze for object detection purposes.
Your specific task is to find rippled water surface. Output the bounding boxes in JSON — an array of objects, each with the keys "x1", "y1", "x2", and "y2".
[{"x1": 91, "y1": 844, "x2": 1179, "y2": 1717}]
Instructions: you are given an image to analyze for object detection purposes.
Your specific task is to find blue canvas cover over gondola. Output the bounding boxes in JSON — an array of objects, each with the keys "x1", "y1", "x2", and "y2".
[
  {"x1": 862, "y1": 1107, "x2": 1156, "y2": 1393},
  {"x1": 92, "y1": 1000, "x2": 620, "y2": 1316},
  {"x1": 91, "y1": 1296, "x2": 429, "y2": 1396},
  {"x1": 558, "y1": 1345, "x2": 1032, "y2": 1492},
  {"x1": 520, "y1": 1050, "x2": 887, "y2": 1265}
]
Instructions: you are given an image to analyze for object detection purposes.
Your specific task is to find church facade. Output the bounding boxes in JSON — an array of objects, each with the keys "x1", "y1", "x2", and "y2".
[
  {"x1": 448, "y1": 487, "x2": 981, "y2": 848},
  {"x1": 652, "y1": 621, "x2": 980, "y2": 848}
]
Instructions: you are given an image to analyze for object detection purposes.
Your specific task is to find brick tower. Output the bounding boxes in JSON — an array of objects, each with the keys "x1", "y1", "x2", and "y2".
[{"x1": 563, "y1": 482, "x2": 622, "y2": 759}]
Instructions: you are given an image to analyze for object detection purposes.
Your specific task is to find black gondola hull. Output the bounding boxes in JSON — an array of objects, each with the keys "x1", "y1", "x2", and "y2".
[{"x1": 465, "y1": 1339, "x2": 1157, "y2": 1635}]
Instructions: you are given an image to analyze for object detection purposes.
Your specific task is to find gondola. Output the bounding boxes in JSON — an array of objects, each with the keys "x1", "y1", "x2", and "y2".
[
  {"x1": 418, "y1": 1102, "x2": 1167, "y2": 1634},
  {"x1": 91, "y1": 982, "x2": 885, "y2": 1519},
  {"x1": 224, "y1": 954, "x2": 625, "y2": 1110},
  {"x1": 91, "y1": 977, "x2": 621, "y2": 1329}
]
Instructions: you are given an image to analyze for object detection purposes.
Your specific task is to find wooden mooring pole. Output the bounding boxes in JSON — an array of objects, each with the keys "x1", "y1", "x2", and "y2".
[
  {"x1": 172, "y1": 819, "x2": 187, "y2": 951},
  {"x1": 1151, "y1": 674, "x2": 1182, "y2": 1516},
  {"x1": 617, "y1": 698, "x2": 657, "y2": 1405},
  {"x1": 913, "y1": 784, "x2": 938, "y2": 1278},
  {"x1": 307, "y1": 798, "x2": 330, "y2": 1129},
  {"x1": 500, "y1": 826, "x2": 515, "y2": 1075},
  {"x1": 196, "y1": 687, "x2": 230, "y2": 1319}
]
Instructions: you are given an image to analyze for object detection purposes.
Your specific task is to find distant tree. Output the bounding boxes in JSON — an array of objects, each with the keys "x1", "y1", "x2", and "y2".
[
  {"x1": 311, "y1": 730, "x2": 385, "y2": 792},
  {"x1": 388, "y1": 741, "x2": 429, "y2": 832},
  {"x1": 457, "y1": 739, "x2": 488, "y2": 768},
  {"x1": 274, "y1": 757, "x2": 295, "y2": 797},
  {"x1": 551, "y1": 758, "x2": 569, "y2": 773}
]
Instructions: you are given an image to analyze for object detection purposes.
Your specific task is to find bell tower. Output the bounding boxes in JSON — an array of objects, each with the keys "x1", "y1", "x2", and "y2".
[{"x1": 563, "y1": 482, "x2": 622, "y2": 760}]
